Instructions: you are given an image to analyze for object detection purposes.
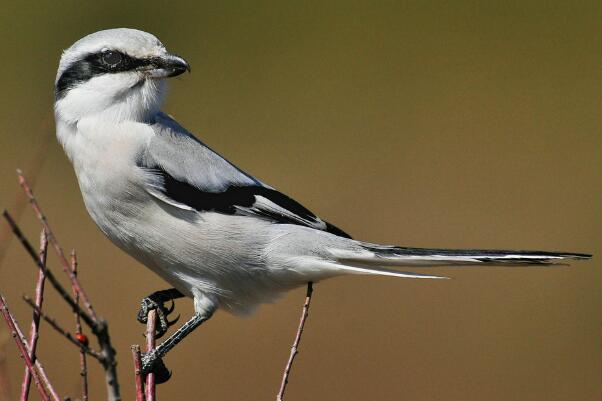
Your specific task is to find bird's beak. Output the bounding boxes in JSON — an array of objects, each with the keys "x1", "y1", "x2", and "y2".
[{"x1": 146, "y1": 54, "x2": 191, "y2": 79}]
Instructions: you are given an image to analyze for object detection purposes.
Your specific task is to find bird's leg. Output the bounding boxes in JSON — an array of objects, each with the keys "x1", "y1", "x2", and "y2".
[
  {"x1": 140, "y1": 311, "x2": 213, "y2": 379},
  {"x1": 137, "y1": 288, "x2": 185, "y2": 338}
]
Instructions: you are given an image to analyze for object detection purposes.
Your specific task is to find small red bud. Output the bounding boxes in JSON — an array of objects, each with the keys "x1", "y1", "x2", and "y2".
[{"x1": 75, "y1": 333, "x2": 89, "y2": 347}]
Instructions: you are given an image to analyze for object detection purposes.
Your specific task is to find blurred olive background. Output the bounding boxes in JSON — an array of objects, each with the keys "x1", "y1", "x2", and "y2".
[{"x1": 0, "y1": 1, "x2": 600, "y2": 400}]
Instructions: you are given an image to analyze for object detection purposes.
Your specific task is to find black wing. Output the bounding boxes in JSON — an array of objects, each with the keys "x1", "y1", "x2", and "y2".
[{"x1": 141, "y1": 165, "x2": 351, "y2": 238}]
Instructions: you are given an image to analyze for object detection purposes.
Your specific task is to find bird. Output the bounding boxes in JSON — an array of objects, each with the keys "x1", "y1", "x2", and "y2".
[{"x1": 54, "y1": 28, "x2": 591, "y2": 379}]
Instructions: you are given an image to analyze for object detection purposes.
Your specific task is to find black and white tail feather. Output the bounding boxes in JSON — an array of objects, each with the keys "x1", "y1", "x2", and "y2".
[{"x1": 328, "y1": 244, "x2": 591, "y2": 280}]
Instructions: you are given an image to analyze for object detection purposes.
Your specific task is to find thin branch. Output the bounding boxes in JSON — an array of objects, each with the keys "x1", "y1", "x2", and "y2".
[
  {"x1": 2, "y1": 211, "x2": 96, "y2": 330},
  {"x1": 71, "y1": 250, "x2": 88, "y2": 401},
  {"x1": 20, "y1": 228, "x2": 48, "y2": 401},
  {"x1": 17, "y1": 170, "x2": 99, "y2": 323},
  {"x1": 277, "y1": 282, "x2": 314, "y2": 401},
  {"x1": 30, "y1": 359, "x2": 60, "y2": 401},
  {"x1": 0, "y1": 294, "x2": 55, "y2": 401},
  {"x1": 145, "y1": 310, "x2": 157, "y2": 401},
  {"x1": 97, "y1": 318, "x2": 121, "y2": 401},
  {"x1": 22, "y1": 296, "x2": 103, "y2": 362},
  {"x1": 131, "y1": 345, "x2": 145, "y2": 401}
]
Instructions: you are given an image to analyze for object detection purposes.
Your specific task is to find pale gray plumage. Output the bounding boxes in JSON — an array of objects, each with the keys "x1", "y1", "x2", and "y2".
[
  {"x1": 53, "y1": 28, "x2": 590, "y2": 363},
  {"x1": 142, "y1": 112, "x2": 261, "y2": 192}
]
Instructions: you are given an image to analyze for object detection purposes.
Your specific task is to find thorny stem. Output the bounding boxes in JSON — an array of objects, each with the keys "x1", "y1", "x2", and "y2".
[
  {"x1": 71, "y1": 250, "x2": 89, "y2": 401},
  {"x1": 20, "y1": 229, "x2": 48, "y2": 401},
  {"x1": 0, "y1": 294, "x2": 57, "y2": 401},
  {"x1": 145, "y1": 310, "x2": 157, "y2": 401},
  {"x1": 131, "y1": 345, "x2": 145, "y2": 401},
  {"x1": 97, "y1": 317, "x2": 121, "y2": 401},
  {"x1": 27, "y1": 355, "x2": 60, "y2": 401},
  {"x1": 277, "y1": 282, "x2": 314, "y2": 401}
]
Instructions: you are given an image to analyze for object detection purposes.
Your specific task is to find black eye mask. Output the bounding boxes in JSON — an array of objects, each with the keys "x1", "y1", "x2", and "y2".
[{"x1": 55, "y1": 50, "x2": 157, "y2": 100}]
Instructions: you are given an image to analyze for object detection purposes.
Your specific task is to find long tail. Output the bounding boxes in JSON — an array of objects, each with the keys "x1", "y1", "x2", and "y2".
[{"x1": 327, "y1": 243, "x2": 592, "y2": 279}]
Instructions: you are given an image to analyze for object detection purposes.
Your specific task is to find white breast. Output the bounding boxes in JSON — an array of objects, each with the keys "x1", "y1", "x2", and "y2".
[{"x1": 59, "y1": 118, "x2": 150, "y2": 232}]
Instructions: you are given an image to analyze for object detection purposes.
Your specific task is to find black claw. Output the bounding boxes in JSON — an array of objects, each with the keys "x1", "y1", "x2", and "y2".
[
  {"x1": 136, "y1": 292, "x2": 180, "y2": 338},
  {"x1": 136, "y1": 301, "x2": 150, "y2": 324},
  {"x1": 166, "y1": 299, "x2": 176, "y2": 314}
]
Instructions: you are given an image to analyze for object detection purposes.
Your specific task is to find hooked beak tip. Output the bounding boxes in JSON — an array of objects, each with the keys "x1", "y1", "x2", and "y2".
[
  {"x1": 166, "y1": 54, "x2": 190, "y2": 77},
  {"x1": 144, "y1": 54, "x2": 190, "y2": 79}
]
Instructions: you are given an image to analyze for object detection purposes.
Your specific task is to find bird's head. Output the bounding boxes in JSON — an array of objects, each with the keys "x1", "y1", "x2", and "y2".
[{"x1": 54, "y1": 28, "x2": 189, "y2": 124}]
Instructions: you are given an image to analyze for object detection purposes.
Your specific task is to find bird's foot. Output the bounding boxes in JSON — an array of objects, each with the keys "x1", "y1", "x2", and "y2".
[
  {"x1": 141, "y1": 350, "x2": 172, "y2": 384},
  {"x1": 137, "y1": 294, "x2": 180, "y2": 338}
]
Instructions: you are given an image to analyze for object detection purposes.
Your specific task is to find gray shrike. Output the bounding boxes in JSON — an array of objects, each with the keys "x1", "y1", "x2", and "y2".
[{"x1": 54, "y1": 28, "x2": 590, "y2": 378}]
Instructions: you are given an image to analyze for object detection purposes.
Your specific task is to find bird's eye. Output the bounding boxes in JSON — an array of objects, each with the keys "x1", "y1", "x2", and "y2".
[{"x1": 101, "y1": 50, "x2": 123, "y2": 66}]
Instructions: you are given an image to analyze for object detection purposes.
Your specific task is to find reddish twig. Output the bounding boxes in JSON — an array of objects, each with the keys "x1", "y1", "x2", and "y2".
[
  {"x1": 71, "y1": 250, "x2": 89, "y2": 401},
  {"x1": 277, "y1": 282, "x2": 314, "y2": 401},
  {"x1": 17, "y1": 170, "x2": 99, "y2": 324},
  {"x1": 20, "y1": 229, "x2": 48, "y2": 401},
  {"x1": 0, "y1": 294, "x2": 56, "y2": 401},
  {"x1": 131, "y1": 345, "x2": 145, "y2": 401},
  {"x1": 145, "y1": 310, "x2": 157, "y2": 401},
  {"x1": 22, "y1": 296, "x2": 103, "y2": 362},
  {"x1": 27, "y1": 356, "x2": 60, "y2": 401}
]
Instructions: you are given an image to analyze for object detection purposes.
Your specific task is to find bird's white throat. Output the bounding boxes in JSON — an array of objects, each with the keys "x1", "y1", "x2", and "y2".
[{"x1": 55, "y1": 75, "x2": 167, "y2": 126}]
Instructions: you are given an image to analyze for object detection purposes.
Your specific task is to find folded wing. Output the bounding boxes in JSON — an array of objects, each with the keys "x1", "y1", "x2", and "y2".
[{"x1": 137, "y1": 112, "x2": 350, "y2": 238}]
